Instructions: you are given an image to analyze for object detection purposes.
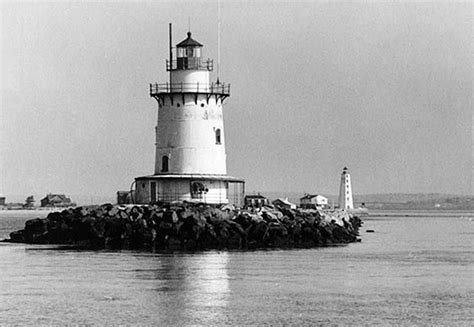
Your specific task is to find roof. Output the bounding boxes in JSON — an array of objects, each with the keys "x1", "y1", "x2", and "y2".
[
  {"x1": 41, "y1": 194, "x2": 70, "y2": 202},
  {"x1": 272, "y1": 198, "x2": 296, "y2": 206},
  {"x1": 245, "y1": 194, "x2": 267, "y2": 199},
  {"x1": 300, "y1": 194, "x2": 327, "y2": 200},
  {"x1": 176, "y1": 32, "x2": 203, "y2": 48},
  {"x1": 135, "y1": 174, "x2": 245, "y2": 183}
]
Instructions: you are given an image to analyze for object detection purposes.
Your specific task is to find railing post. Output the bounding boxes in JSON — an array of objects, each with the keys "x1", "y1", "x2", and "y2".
[{"x1": 197, "y1": 81, "x2": 199, "y2": 92}]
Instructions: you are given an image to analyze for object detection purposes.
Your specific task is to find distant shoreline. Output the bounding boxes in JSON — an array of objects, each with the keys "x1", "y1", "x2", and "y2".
[
  {"x1": 0, "y1": 208, "x2": 62, "y2": 215},
  {"x1": 368, "y1": 209, "x2": 474, "y2": 218},
  {"x1": 1, "y1": 207, "x2": 473, "y2": 220}
]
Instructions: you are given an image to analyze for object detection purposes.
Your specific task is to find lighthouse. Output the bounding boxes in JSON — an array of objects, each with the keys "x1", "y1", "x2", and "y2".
[
  {"x1": 338, "y1": 167, "x2": 354, "y2": 210},
  {"x1": 134, "y1": 25, "x2": 245, "y2": 205}
]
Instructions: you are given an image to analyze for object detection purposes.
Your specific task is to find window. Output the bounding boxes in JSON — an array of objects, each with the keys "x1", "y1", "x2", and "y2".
[
  {"x1": 215, "y1": 129, "x2": 221, "y2": 144},
  {"x1": 186, "y1": 47, "x2": 194, "y2": 57},
  {"x1": 191, "y1": 181, "x2": 208, "y2": 199},
  {"x1": 161, "y1": 156, "x2": 169, "y2": 172}
]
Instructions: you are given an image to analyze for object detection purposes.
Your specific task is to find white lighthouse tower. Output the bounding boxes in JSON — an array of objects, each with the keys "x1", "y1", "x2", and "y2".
[
  {"x1": 338, "y1": 167, "x2": 354, "y2": 210},
  {"x1": 134, "y1": 25, "x2": 244, "y2": 205}
]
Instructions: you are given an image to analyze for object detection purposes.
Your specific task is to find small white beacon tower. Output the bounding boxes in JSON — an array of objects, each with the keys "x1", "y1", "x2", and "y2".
[
  {"x1": 338, "y1": 167, "x2": 354, "y2": 210},
  {"x1": 134, "y1": 24, "x2": 245, "y2": 205}
]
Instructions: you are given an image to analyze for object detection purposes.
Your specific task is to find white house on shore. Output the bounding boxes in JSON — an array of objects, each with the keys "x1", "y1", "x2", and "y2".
[{"x1": 300, "y1": 194, "x2": 328, "y2": 209}]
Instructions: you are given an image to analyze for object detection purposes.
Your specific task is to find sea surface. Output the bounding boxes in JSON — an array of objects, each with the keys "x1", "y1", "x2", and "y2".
[{"x1": 0, "y1": 210, "x2": 473, "y2": 325}]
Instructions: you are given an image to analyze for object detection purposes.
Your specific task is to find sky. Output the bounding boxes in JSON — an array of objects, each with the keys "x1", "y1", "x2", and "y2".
[{"x1": 1, "y1": 1, "x2": 472, "y2": 203}]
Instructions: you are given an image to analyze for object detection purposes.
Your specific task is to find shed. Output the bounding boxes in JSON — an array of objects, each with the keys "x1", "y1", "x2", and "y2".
[{"x1": 117, "y1": 191, "x2": 132, "y2": 205}]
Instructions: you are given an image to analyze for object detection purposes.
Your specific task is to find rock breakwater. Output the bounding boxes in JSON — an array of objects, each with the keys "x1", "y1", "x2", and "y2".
[{"x1": 6, "y1": 203, "x2": 362, "y2": 250}]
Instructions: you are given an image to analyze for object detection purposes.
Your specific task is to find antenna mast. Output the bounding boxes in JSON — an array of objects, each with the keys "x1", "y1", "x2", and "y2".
[
  {"x1": 217, "y1": 0, "x2": 221, "y2": 84},
  {"x1": 169, "y1": 23, "x2": 173, "y2": 86}
]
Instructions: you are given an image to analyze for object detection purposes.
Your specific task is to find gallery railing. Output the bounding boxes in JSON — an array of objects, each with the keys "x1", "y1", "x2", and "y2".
[{"x1": 150, "y1": 82, "x2": 230, "y2": 96}]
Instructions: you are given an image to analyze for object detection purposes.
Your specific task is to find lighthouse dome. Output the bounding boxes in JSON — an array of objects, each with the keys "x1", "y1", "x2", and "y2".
[{"x1": 176, "y1": 32, "x2": 203, "y2": 48}]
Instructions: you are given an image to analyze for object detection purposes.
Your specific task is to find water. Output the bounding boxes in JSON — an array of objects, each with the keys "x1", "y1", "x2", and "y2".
[{"x1": 0, "y1": 210, "x2": 473, "y2": 325}]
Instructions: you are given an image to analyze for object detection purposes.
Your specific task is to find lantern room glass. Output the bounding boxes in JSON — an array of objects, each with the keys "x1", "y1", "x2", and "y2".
[{"x1": 177, "y1": 47, "x2": 201, "y2": 58}]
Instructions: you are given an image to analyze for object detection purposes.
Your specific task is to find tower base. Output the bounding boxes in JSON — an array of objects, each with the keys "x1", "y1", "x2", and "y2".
[{"x1": 134, "y1": 174, "x2": 245, "y2": 206}]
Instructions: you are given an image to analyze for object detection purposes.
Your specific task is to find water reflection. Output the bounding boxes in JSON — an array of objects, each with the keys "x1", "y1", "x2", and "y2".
[
  {"x1": 135, "y1": 252, "x2": 230, "y2": 324},
  {"x1": 186, "y1": 252, "x2": 230, "y2": 323}
]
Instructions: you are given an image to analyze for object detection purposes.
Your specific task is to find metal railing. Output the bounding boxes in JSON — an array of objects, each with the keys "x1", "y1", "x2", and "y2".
[
  {"x1": 154, "y1": 182, "x2": 244, "y2": 206},
  {"x1": 150, "y1": 82, "x2": 230, "y2": 96},
  {"x1": 166, "y1": 58, "x2": 213, "y2": 71}
]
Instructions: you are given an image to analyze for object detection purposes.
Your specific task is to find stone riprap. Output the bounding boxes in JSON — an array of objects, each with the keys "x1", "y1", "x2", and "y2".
[{"x1": 6, "y1": 204, "x2": 363, "y2": 250}]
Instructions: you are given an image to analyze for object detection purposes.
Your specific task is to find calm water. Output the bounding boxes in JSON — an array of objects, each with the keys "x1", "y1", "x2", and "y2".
[{"x1": 0, "y1": 210, "x2": 473, "y2": 325}]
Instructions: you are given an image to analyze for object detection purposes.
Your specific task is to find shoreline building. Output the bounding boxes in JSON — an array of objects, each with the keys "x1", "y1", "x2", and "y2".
[
  {"x1": 40, "y1": 193, "x2": 75, "y2": 208},
  {"x1": 244, "y1": 194, "x2": 270, "y2": 208},
  {"x1": 338, "y1": 167, "x2": 354, "y2": 210},
  {"x1": 134, "y1": 25, "x2": 245, "y2": 205},
  {"x1": 300, "y1": 194, "x2": 328, "y2": 209},
  {"x1": 272, "y1": 198, "x2": 297, "y2": 210}
]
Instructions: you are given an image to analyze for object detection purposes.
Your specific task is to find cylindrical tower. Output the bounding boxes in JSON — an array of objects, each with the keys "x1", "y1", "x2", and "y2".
[
  {"x1": 134, "y1": 25, "x2": 244, "y2": 205},
  {"x1": 338, "y1": 167, "x2": 354, "y2": 210},
  {"x1": 151, "y1": 31, "x2": 230, "y2": 175}
]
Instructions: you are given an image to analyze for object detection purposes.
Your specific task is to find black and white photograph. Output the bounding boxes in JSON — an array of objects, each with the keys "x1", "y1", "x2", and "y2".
[{"x1": 1, "y1": 1, "x2": 472, "y2": 325}]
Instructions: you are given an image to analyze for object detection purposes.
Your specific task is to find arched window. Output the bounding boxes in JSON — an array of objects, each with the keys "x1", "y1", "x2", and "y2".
[
  {"x1": 215, "y1": 129, "x2": 221, "y2": 145},
  {"x1": 161, "y1": 156, "x2": 169, "y2": 172}
]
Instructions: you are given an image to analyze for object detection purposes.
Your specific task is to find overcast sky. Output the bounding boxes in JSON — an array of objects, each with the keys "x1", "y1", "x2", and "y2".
[{"x1": 1, "y1": 1, "x2": 472, "y2": 203}]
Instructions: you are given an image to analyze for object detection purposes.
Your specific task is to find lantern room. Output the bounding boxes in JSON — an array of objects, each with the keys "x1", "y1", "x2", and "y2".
[
  {"x1": 177, "y1": 32, "x2": 202, "y2": 58},
  {"x1": 168, "y1": 31, "x2": 213, "y2": 71}
]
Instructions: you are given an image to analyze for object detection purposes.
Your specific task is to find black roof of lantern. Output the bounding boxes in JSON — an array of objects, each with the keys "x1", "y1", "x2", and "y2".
[{"x1": 176, "y1": 32, "x2": 203, "y2": 48}]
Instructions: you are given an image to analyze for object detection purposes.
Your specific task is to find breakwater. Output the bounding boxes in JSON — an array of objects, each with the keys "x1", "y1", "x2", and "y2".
[{"x1": 5, "y1": 204, "x2": 362, "y2": 250}]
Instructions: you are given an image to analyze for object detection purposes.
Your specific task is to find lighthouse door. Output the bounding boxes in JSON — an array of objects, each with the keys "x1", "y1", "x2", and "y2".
[{"x1": 150, "y1": 182, "x2": 156, "y2": 203}]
